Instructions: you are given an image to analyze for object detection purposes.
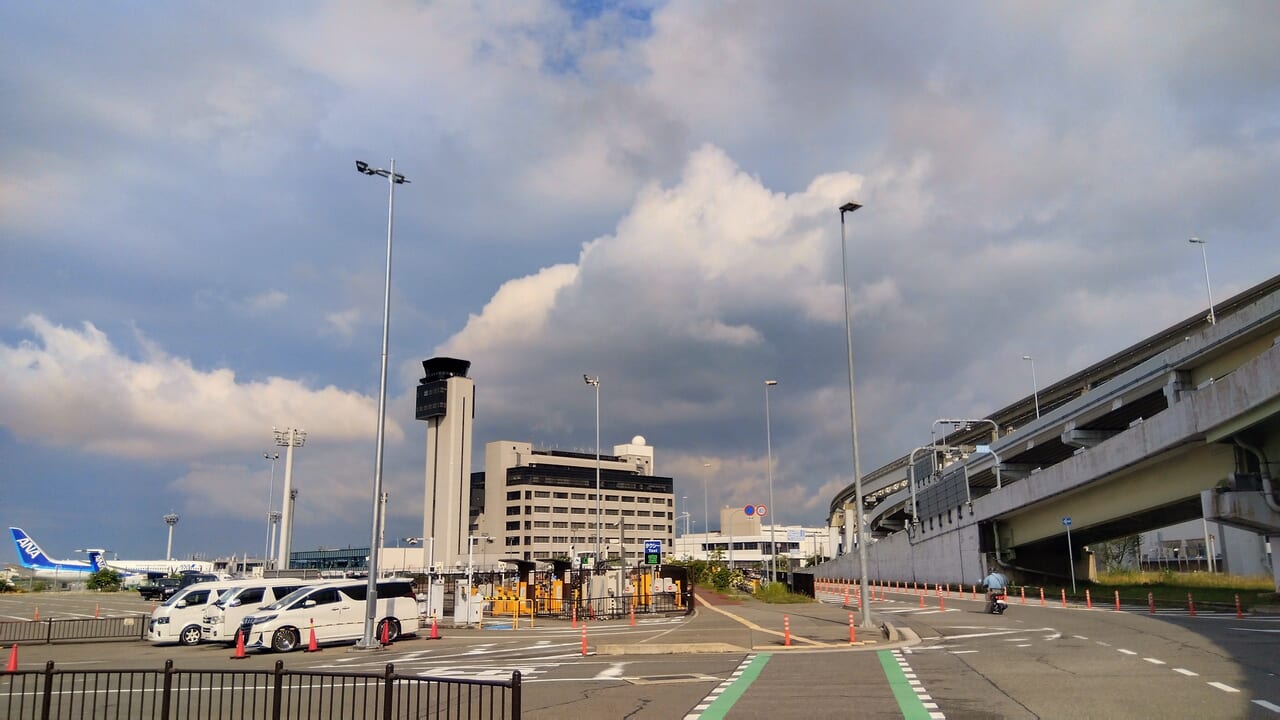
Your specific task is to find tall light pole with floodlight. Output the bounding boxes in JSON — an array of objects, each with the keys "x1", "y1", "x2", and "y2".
[
  {"x1": 273, "y1": 427, "x2": 307, "y2": 568},
  {"x1": 163, "y1": 513, "x2": 179, "y2": 561},
  {"x1": 584, "y1": 375, "x2": 601, "y2": 565},
  {"x1": 263, "y1": 451, "x2": 279, "y2": 569},
  {"x1": 764, "y1": 379, "x2": 779, "y2": 583},
  {"x1": 838, "y1": 201, "x2": 873, "y2": 629},
  {"x1": 1188, "y1": 237, "x2": 1216, "y2": 325},
  {"x1": 1021, "y1": 356, "x2": 1040, "y2": 418},
  {"x1": 353, "y1": 157, "x2": 409, "y2": 650}
]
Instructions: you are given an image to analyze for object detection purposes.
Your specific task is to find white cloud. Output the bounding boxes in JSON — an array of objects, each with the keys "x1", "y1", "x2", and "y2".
[{"x1": 0, "y1": 315, "x2": 399, "y2": 459}]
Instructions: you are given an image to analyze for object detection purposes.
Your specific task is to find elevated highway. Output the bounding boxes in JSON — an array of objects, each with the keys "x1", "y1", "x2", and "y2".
[{"x1": 821, "y1": 273, "x2": 1280, "y2": 588}]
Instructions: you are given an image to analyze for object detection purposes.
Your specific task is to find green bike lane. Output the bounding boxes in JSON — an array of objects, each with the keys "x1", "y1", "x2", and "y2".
[{"x1": 695, "y1": 649, "x2": 935, "y2": 720}]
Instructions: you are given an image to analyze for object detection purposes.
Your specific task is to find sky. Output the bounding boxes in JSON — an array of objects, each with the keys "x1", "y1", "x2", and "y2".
[{"x1": 3, "y1": 1, "x2": 1279, "y2": 563}]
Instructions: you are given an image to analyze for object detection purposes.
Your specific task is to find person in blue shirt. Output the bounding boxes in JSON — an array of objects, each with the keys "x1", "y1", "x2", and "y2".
[{"x1": 982, "y1": 570, "x2": 1008, "y2": 608}]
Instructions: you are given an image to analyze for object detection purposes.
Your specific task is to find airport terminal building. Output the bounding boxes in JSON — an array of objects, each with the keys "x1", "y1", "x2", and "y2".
[{"x1": 474, "y1": 437, "x2": 675, "y2": 564}]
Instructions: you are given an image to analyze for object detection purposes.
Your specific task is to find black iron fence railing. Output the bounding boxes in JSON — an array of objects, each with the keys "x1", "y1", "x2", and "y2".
[
  {"x1": 0, "y1": 615, "x2": 148, "y2": 645},
  {"x1": 2, "y1": 660, "x2": 520, "y2": 720}
]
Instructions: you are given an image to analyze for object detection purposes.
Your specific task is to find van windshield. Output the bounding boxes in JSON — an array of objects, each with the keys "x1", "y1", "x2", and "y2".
[
  {"x1": 213, "y1": 587, "x2": 240, "y2": 608},
  {"x1": 263, "y1": 586, "x2": 314, "y2": 611}
]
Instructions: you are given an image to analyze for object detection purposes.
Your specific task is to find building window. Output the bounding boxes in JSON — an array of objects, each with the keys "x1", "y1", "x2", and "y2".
[
  {"x1": 553, "y1": 492, "x2": 568, "y2": 499},
  {"x1": 506, "y1": 506, "x2": 521, "y2": 516},
  {"x1": 553, "y1": 506, "x2": 569, "y2": 514},
  {"x1": 621, "y1": 496, "x2": 635, "y2": 502},
  {"x1": 533, "y1": 505, "x2": 550, "y2": 513},
  {"x1": 552, "y1": 521, "x2": 568, "y2": 528},
  {"x1": 636, "y1": 497, "x2": 650, "y2": 503},
  {"x1": 605, "y1": 495, "x2": 618, "y2": 502},
  {"x1": 505, "y1": 537, "x2": 520, "y2": 546},
  {"x1": 533, "y1": 521, "x2": 550, "y2": 528},
  {"x1": 506, "y1": 491, "x2": 521, "y2": 500},
  {"x1": 533, "y1": 536, "x2": 550, "y2": 543},
  {"x1": 604, "y1": 508, "x2": 619, "y2": 516},
  {"x1": 571, "y1": 493, "x2": 586, "y2": 500},
  {"x1": 571, "y1": 507, "x2": 586, "y2": 514},
  {"x1": 636, "y1": 510, "x2": 650, "y2": 517},
  {"x1": 534, "y1": 491, "x2": 551, "y2": 498},
  {"x1": 506, "y1": 521, "x2": 519, "y2": 531}
]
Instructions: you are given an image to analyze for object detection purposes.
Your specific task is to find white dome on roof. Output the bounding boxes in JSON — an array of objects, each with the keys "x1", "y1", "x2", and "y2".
[{"x1": 631, "y1": 435, "x2": 647, "y2": 446}]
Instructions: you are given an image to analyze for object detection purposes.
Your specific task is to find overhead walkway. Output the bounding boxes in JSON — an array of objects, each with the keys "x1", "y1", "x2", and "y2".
[{"x1": 822, "y1": 272, "x2": 1280, "y2": 588}]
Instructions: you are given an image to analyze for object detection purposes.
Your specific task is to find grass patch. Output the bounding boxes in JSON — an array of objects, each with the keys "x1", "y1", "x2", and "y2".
[
  {"x1": 1013, "y1": 571, "x2": 1276, "y2": 609},
  {"x1": 753, "y1": 581, "x2": 814, "y2": 604}
]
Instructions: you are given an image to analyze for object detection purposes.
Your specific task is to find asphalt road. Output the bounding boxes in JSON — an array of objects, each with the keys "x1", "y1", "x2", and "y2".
[{"x1": 2, "y1": 589, "x2": 1278, "y2": 719}]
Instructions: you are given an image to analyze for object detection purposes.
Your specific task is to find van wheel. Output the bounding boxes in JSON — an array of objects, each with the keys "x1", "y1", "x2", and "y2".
[
  {"x1": 377, "y1": 618, "x2": 401, "y2": 643},
  {"x1": 179, "y1": 625, "x2": 202, "y2": 646},
  {"x1": 271, "y1": 627, "x2": 300, "y2": 652}
]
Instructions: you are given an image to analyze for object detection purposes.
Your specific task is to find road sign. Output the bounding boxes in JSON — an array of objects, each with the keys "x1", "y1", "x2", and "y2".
[
  {"x1": 756, "y1": 505, "x2": 768, "y2": 518},
  {"x1": 643, "y1": 540, "x2": 661, "y2": 566},
  {"x1": 744, "y1": 505, "x2": 756, "y2": 516},
  {"x1": 786, "y1": 529, "x2": 804, "y2": 542},
  {"x1": 1062, "y1": 517, "x2": 1072, "y2": 527}
]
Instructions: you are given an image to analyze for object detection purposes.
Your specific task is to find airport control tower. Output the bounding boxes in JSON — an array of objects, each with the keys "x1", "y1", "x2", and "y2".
[{"x1": 415, "y1": 357, "x2": 475, "y2": 571}]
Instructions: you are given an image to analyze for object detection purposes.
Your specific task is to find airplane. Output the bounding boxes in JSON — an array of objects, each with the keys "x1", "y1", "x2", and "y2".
[
  {"x1": 84, "y1": 550, "x2": 214, "y2": 577},
  {"x1": 8, "y1": 527, "x2": 100, "y2": 581}
]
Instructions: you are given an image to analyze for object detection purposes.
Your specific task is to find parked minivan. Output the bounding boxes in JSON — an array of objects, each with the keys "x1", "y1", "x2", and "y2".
[
  {"x1": 240, "y1": 579, "x2": 420, "y2": 652},
  {"x1": 148, "y1": 579, "x2": 244, "y2": 646},
  {"x1": 201, "y1": 578, "x2": 310, "y2": 643}
]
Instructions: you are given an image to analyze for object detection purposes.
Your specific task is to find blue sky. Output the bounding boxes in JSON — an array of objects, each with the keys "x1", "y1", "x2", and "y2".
[{"x1": 3, "y1": 1, "x2": 1279, "y2": 562}]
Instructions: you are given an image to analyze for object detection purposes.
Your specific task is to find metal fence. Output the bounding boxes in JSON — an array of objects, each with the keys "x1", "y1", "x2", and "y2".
[
  {"x1": 0, "y1": 616, "x2": 148, "y2": 645},
  {"x1": 533, "y1": 589, "x2": 694, "y2": 621},
  {"x1": 2, "y1": 660, "x2": 520, "y2": 720}
]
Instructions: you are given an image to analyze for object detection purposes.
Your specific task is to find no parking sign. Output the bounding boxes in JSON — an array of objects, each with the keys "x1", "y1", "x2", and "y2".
[{"x1": 745, "y1": 504, "x2": 768, "y2": 517}]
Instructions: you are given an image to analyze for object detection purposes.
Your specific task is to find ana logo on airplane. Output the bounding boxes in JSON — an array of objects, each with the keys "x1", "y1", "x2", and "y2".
[{"x1": 16, "y1": 537, "x2": 39, "y2": 555}]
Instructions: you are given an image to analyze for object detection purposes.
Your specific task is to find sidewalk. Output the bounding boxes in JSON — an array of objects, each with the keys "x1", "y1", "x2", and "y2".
[{"x1": 593, "y1": 589, "x2": 917, "y2": 656}]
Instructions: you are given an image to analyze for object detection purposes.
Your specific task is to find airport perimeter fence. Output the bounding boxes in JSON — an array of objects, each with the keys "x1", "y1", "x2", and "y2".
[
  {"x1": 0, "y1": 615, "x2": 148, "y2": 644},
  {"x1": 2, "y1": 659, "x2": 521, "y2": 720}
]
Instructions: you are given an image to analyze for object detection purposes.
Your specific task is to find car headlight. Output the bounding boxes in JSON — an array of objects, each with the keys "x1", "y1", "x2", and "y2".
[
  {"x1": 153, "y1": 617, "x2": 170, "y2": 625},
  {"x1": 246, "y1": 614, "x2": 277, "y2": 625}
]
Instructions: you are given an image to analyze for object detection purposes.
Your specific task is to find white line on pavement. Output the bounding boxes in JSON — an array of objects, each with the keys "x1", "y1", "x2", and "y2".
[
  {"x1": 1207, "y1": 682, "x2": 1239, "y2": 693},
  {"x1": 1252, "y1": 700, "x2": 1280, "y2": 713},
  {"x1": 1173, "y1": 668, "x2": 1198, "y2": 677}
]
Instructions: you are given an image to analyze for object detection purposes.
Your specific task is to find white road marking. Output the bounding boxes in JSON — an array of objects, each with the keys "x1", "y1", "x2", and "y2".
[
  {"x1": 1252, "y1": 700, "x2": 1280, "y2": 713},
  {"x1": 1016, "y1": 644, "x2": 1031, "y2": 647},
  {"x1": 1117, "y1": 649, "x2": 1137, "y2": 655},
  {"x1": 1143, "y1": 658, "x2": 1165, "y2": 665},
  {"x1": 1072, "y1": 635, "x2": 1088, "y2": 640},
  {"x1": 1173, "y1": 668, "x2": 1198, "y2": 677},
  {"x1": 951, "y1": 650, "x2": 978, "y2": 655},
  {"x1": 1207, "y1": 682, "x2": 1239, "y2": 693}
]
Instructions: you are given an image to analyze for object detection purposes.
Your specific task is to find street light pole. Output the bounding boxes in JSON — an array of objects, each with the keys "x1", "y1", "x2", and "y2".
[
  {"x1": 584, "y1": 375, "x2": 602, "y2": 566},
  {"x1": 263, "y1": 452, "x2": 279, "y2": 570},
  {"x1": 702, "y1": 462, "x2": 711, "y2": 561},
  {"x1": 354, "y1": 157, "x2": 409, "y2": 650},
  {"x1": 764, "y1": 379, "x2": 778, "y2": 583},
  {"x1": 1188, "y1": 237, "x2": 1216, "y2": 325},
  {"x1": 1021, "y1": 356, "x2": 1040, "y2": 419},
  {"x1": 838, "y1": 202, "x2": 873, "y2": 629}
]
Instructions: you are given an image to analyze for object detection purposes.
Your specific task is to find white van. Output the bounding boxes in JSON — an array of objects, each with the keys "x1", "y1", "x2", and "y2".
[
  {"x1": 201, "y1": 578, "x2": 311, "y2": 643},
  {"x1": 240, "y1": 579, "x2": 420, "y2": 652},
  {"x1": 148, "y1": 580, "x2": 244, "y2": 646}
]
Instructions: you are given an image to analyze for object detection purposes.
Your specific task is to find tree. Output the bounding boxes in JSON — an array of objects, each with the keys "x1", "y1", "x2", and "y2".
[
  {"x1": 86, "y1": 569, "x2": 123, "y2": 592},
  {"x1": 1094, "y1": 535, "x2": 1142, "y2": 573}
]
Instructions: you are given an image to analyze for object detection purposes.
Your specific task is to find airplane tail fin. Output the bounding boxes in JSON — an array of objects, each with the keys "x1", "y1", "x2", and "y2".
[
  {"x1": 87, "y1": 550, "x2": 104, "y2": 573},
  {"x1": 9, "y1": 527, "x2": 49, "y2": 569}
]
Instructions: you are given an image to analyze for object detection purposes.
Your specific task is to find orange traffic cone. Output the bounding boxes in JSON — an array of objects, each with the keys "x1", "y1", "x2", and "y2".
[
  {"x1": 32, "y1": 607, "x2": 38, "y2": 622},
  {"x1": 305, "y1": 620, "x2": 319, "y2": 652},
  {"x1": 94, "y1": 603, "x2": 100, "y2": 619},
  {"x1": 428, "y1": 616, "x2": 441, "y2": 640},
  {"x1": 230, "y1": 630, "x2": 247, "y2": 660},
  {"x1": 380, "y1": 620, "x2": 390, "y2": 646},
  {"x1": 5, "y1": 644, "x2": 17, "y2": 672}
]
